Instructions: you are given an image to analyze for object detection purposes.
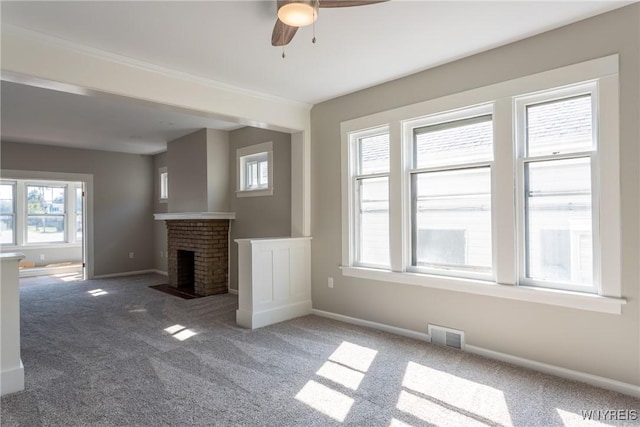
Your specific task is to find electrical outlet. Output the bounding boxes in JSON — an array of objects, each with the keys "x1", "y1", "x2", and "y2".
[
  {"x1": 39, "y1": 254, "x2": 45, "y2": 261},
  {"x1": 328, "y1": 277, "x2": 334, "y2": 288},
  {"x1": 129, "y1": 252, "x2": 135, "y2": 259}
]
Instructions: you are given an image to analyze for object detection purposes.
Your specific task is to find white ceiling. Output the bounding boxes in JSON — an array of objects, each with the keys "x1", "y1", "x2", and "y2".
[{"x1": 0, "y1": 0, "x2": 632, "y2": 154}]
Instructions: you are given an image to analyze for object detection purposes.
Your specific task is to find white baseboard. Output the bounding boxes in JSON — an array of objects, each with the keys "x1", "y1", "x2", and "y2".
[
  {"x1": 151, "y1": 269, "x2": 168, "y2": 277},
  {"x1": 228, "y1": 288, "x2": 238, "y2": 295},
  {"x1": 20, "y1": 265, "x2": 82, "y2": 278},
  {"x1": 311, "y1": 309, "x2": 640, "y2": 398},
  {"x1": 465, "y1": 345, "x2": 640, "y2": 398},
  {"x1": 93, "y1": 269, "x2": 160, "y2": 279},
  {"x1": 311, "y1": 309, "x2": 431, "y2": 342},
  {"x1": 238, "y1": 300, "x2": 312, "y2": 329},
  {"x1": 1, "y1": 360, "x2": 24, "y2": 396}
]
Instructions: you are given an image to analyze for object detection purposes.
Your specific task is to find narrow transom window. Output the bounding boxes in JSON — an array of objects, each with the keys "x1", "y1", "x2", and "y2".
[{"x1": 160, "y1": 167, "x2": 168, "y2": 200}]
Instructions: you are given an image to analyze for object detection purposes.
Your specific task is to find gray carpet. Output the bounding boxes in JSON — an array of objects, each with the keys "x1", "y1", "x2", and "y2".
[{"x1": 1, "y1": 273, "x2": 638, "y2": 426}]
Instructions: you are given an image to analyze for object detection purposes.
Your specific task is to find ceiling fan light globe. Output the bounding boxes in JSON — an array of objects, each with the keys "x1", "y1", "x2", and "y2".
[{"x1": 278, "y1": 2, "x2": 318, "y2": 27}]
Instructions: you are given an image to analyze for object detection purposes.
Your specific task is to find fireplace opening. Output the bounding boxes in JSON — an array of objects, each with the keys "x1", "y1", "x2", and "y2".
[{"x1": 176, "y1": 250, "x2": 195, "y2": 292}]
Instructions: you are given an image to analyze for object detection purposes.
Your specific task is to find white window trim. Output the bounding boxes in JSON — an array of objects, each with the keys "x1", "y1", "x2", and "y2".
[
  {"x1": 404, "y1": 104, "x2": 495, "y2": 281},
  {"x1": 0, "y1": 180, "x2": 17, "y2": 246},
  {"x1": 159, "y1": 166, "x2": 168, "y2": 203},
  {"x1": 236, "y1": 141, "x2": 274, "y2": 197},
  {"x1": 340, "y1": 55, "x2": 624, "y2": 314},
  {"x1": 349, "y1": 126, "x2": 391, "y2": 269},
  {"x1": 515, "y1": 83, "x2": 599, "y2": 294},
  {"x1": 1, "y1": 179, "x2": 84, "y2": 249}
]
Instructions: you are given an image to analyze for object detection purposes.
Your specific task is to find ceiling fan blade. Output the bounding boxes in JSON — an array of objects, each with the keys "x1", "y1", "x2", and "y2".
[
  {"x1": 272, "y1": 18, "x2": 299, "y2": 46},
  {"x1": 319, "y1": 0, "x2": 388, "y2": 8}
]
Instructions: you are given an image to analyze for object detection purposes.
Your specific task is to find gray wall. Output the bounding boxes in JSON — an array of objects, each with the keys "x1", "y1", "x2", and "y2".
[
  {"x1": 167, "y1": 129, "x2": 209, "y2": 213},
  {"x1": 310, "y1": 4, "x2": 639, "y2": 385},
  {"x1": 228, "y1": 127, "x2": 292, "y2": 291},
  {"x1": 167, "y1": 129, "x2": 230, "y2": 213},
  {"x1": 0, "y1": 141, "x2": 155, "y2": 276},
  {"x1": 152, "y1": 151, "x2": 168, "y2": 272},
  {"x1": 206, "y1": 129, "x2": 230, "y2": 212}
]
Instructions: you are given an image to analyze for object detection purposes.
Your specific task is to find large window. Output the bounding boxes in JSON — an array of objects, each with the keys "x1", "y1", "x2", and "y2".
[
  {"x1": 0, "y1": 179, "x2": 83, "y2": 247},
  {"x1": 27, "y1": 184, "x2": 66, "y2": 243},
  {"x1": 409, "y1": 113, "x2": 493, "y2": 278},
  {"x1": 341, "y1": 55, "x2": 622, "y2": 313},
  {"x1": 517, "y1": 88, "x2": 597, "y2": 293}
]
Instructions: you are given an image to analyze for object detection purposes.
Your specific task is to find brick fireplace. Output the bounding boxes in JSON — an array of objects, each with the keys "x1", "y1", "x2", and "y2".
[{"x1": 155, "y1": 213, "x2": 235, "y2": 296}]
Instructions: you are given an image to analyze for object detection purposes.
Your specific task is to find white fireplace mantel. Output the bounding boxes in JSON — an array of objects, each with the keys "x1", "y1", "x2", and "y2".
[{"x1": 154, "y1": 212, "x2": 236, "y2": 221}]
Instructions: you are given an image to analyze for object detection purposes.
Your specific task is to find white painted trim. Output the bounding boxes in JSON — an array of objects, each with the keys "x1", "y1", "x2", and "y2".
[
  {"x1": 340, "y1": 54, "x2": 622, "y2": 304},
  {"x1": 153, "y1": 212, "x2": 236, "y2": 220},
  {"x1": 1, "y1": 24, "x2": 311, "y2": 111},
  {"x1": 1, "y1": 28, "x2": 310, "y2": 134},
  {"x1": 0, "y1": 252, "x2": 25, "y2": 261},
  {"x1": 0, "y1": 361, "x2": 25, "y2": 396},
  {"x1": 237, "y1": 301, "x2": 312, "y2": 330},
  {"x1": 236, "y1": 189, "x2": 274, "y2": 198},
  {"x1": 93, "y1": 269, "x2": 160, "y2": 279},
  {"x1": 235, "y1": 236, "x2": 312, "y2": 244},
  {"x1": 151, "y1": 269, "x2": 168, "y2": 277},
  {"x1": 465, "y1": 345, "x2": 640, "y2": 398},
  {"x1": 228, "y1": 288, "x2": 238, "y2": 295},
  {"x1": 311, "y1": 309, "x2": 640, "y2": 398},
  {"x1": 311, "y1": 309, "x2": 431, "y2": 342},
  {"x1": 341, "y1": 266, "x2": 625, "y2": 314}
]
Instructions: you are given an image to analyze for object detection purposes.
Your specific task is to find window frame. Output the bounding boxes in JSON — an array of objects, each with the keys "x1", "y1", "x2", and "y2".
[
  {"x1": 25, "y1": 182, "x2": 68, "y2": 245},
  {"x1": 515, "y1": 83, "x2": 600, "y2": 294},
  {"x1": 404, "y1": 105, "x2": 495, "y2": 281},
  {"x1": 236, "y1": 141, "x2": 274, "y2": 198},
  {"x1": 159, "y1": 166, "x2": 168, "y2": 202},
  {"x1": 0, "y1": 179, "x2": 84, "y2": 248},
  {"x1": 340, "y1": 55, "x2": 623, "y2": 314},
  {"x1": 0, "y1": 181, "x2": 17, "y2": 245},
  {"x1": 349, "y1": 126, "x2": 391, "y2": 269}
]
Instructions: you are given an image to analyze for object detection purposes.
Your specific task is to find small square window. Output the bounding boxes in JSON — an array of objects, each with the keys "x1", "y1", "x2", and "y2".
[{"x1": 237, "y1": 142, "x2": 273, "y2": 197}]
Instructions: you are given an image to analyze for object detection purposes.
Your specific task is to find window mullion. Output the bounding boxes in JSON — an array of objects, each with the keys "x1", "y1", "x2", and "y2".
[
  {"x1": 388, "y1": 121, "x2": 403, "y2": 272},
  {"x1": 494, "y1": 97, "x2": 516, "y2": 285}
]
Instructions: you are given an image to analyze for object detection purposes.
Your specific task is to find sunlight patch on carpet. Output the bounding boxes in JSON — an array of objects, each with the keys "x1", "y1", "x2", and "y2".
[
  {"x1": 401, "y1": 361, "x2": 512, "y2": 426},
  {"x1": 316, "y1": 361, "x2": 364, "y2": 391},
  {"x1": 55, "y1": 272, "x2": 83, "y2": 282},
  {"x1": 328, "y1": 341, "x2": 378, "y2": 373},
  {"x1": 88, "y1": 288, "x2": 108, "y2": 296},
  {"x1": 295, "y1": 380, "x2": 354, "y2": 422},
  {"x1": 164, "y1": 324, "x2": 197, "y2": 341},
  {"x1": 396, "y1": 389, "x2": 487, "y2": 426}
]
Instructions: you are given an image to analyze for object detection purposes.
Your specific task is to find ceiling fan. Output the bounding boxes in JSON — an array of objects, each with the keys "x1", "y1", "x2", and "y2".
[{"x1": 271, "y1": 0, "x2": 388, "y2": 47}]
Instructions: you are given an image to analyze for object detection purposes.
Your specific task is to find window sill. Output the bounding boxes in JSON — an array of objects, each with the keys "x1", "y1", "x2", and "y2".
[
  {"x1": 236, "y1": 188, "x2": 273, "y2": 198},
  {"x1": 2, "y1": 243, "x2": 82, "y2": 250},
  {"x1": 341, "y1": 266, "x2": 626, "y2": 315}
]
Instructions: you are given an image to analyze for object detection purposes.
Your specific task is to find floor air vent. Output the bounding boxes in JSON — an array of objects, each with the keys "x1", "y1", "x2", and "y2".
[{"x1": 428, "y1": 324, "x2": 465, "y2": 350}]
